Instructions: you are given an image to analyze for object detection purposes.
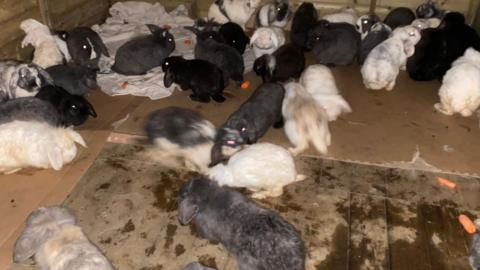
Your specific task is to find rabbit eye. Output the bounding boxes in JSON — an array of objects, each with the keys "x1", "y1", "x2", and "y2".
[
  {"x1": 232, "y1": 40, "x2": 236, "y2": 43},
  {"x1": 71, "y1": 104, "x2": 78, "y2": 110},
  {"x1": 20, "y1": 74, "x2": 26, "y2": 78},
  {"x1": 315, "y1": 36, "x2": 320, "y2": 40},
  {"x1": 363, "y1": 19, "x2": 368, "y2": 24},
  {"x1": 82, "y1": 45, "x2": 88, "y2": 50},
  {"x1": 409, "y1": 32, "x2": 415, "y2": 36},
  {"x1": 168, "y1": 38, "x2": 173, "y2": 42},
  {"x1": 241, "y1": 127, "x2": 247, "y2": 132}
]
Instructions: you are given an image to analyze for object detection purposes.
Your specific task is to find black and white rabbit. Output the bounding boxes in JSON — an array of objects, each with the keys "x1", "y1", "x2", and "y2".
[
  {"x1": 112, "y1": 24, "x2": 175, "y2": 75},
  {"x1": 144, "y1": 107, "x2": 216, "y2": 172},
  {"x1": 35, "y1": 85, "x2": 97, "y2": 126},
  {"x1": 210, "y1": 83, "x2": 284, "y2": 166},
  {"x1": 383, "y1": 7, "x2": 416, "y2": 30},
  {"x1": 46, "y1": 64, "x2": 98, "y2": 96},
  {"x1": 207, "y1": 0, "x2": 261, "y2": 29},
  {"x1": 178, "y1": 176, "x2": 306, "y2": 270},
  {"x1": 257, "y1": 0, "x2": 290, "y2": 28},
  {"x1": 253, "y1": 44, "x2": 305, "y2": 83},
  {"x1": 290, "y1": 2, "x2": 318, "y2": 51},
  {"x1": 358, "y1": 22, "x2": 392, "y2": 64},
  {"x1": 162, "y1": 56, "x2": 226, "y2": 103},
  {"x1": 306, "y1": 20, "x2": 361, "y2": 66},
  {"x1": 356, "y1": 14, "x2": 381, "y2": 39}
]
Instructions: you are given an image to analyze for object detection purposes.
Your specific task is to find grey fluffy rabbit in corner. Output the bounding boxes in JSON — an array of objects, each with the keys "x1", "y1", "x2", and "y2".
[
  {"x1": 13, "y1": 206, "x2": 115, "y2": 270},
  {"x1": 178, "y1": 176, "x2": 306, "y2": 270}
]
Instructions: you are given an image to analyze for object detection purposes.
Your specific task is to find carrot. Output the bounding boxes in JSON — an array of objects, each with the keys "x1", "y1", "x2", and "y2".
[
  {"x1": 184, "y1": 39, "x2": 192, "y2": 45},
  {"x1": 241, "y1": 81, "x2": 250, "y2": 89},
  {"x1": 459, "y1": 214, "x2": 477, "y2": 234},
  {"x1": 121, "y1": 81, "x2": 128, "y2": 89},
  {"x1": 437, "y1": 177, "x2": 456, "y2": 189}
]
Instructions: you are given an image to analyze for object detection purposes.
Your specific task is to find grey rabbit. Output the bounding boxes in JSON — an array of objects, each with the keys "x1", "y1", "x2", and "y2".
[
  {"x1": 13, "y1": 206, "x2": 115, "y2": 270},
  {"x1": 253, "y1": 44, "x2": 305, "y2": 83},
  {"x1": 0, "y1": 97, "x2": 60, "y2": 126},
  {"x1": 46, "y1": 64, "x2": 98, "y2": 96},
  {"x1": 358, "y1": 22, "x2": 392, "y2": 64},
  {"x1": 112, "y1": 24, "x2": 176, "y2": 75},
  {"x1": 290, "y1": 2, "x2": 318, "y2": 51},
  {"x1": 178, "y1": 176, "x2": 306, "y2": 270},
  {"x1": 383, "y1": 7, "x2": 416, "y2": 30}
]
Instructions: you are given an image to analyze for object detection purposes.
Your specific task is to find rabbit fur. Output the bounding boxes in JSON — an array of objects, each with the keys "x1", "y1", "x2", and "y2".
[
  {"x1": 356, "y1": 14, "x2": 381, "y2": 39},
  {"x1": 210, "y1": 83, "x2": 285, "y2": 166},
  {"x1": 207, "y1": 0, "x2": 261, "y2": 29},
  {"x1": 162, "y1": 56, "x2": 226, "y2": 103},
  {"x1": 112, "y1": 24, "x2": 175, "y2": 75},
  {"x1": 383, "y1": 7, "x2": 416, "y2": 30},
  {"x1": 257, "y1": 0, "x2": 290, "y2": 28},
  {"x1": 250, "y1": 27, "x2": 286, "y2": 58},
  {"x1": 416, "y1": 0, "x2": 445, "y2": 19},
  {"x1": 0, "y1": 60, "x2": 53, "y2": 102},
  {"x1": 177, "y1": 176, "x2": 306, "y2": 270},
  {"x1": 0, "y1": 120, "x2": 86, "y2": 173},
  {"x1": 290, "y1": 2, "x2": 318, "y2": 51},
  {"x1": 411, "y1": 18, "x2": 441, "y2": 30},
  {"x1": 46, "y1": 64, "x2": 98, "y2": 96},
  {"x1": 253, "y1": 44, "x2": 305, "y2": 83},
  {"x1": 358, "y1": 22, "x2": 392, "y2": 64},
  {"x1": 323, "y1": 7, "x2": 359, "y2": 25},
  {"x1": 282, "y1": 82, "x2": 331, "y2": 156},
  {"x1": 208, "y1": 142, "x2": 305, "y2": 199},
  {"x1": 183, "y1": 262, "x2": 216, "y2": 270},
  {"x1": 145, "y1": 107, "x2": 216, "y2": 172},
  {"x1": 0, "y1": 97, "x2": 60, "y2": 126},
  {"x1": 434, "y1": 48, "x2": 480, "y2": 117},
  {"x1": 219, "y1": 22, "x2": 250, "y2": 54},
  {"x1": 20, "y1": 19, "x2": 64, "y2": 69},
  {"x1": 299, "y1": 64, "x2": 352, "y2": 121},
  {"x1": 361, "y1": 25, "x2": 421, "y2": 91},
  {"x1": 13, "y1": 206, "x2": 114, "y2": 270}
]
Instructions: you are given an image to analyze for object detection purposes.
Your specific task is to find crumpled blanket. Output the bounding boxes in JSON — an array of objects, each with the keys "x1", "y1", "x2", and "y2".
[{"x1": 93, "y1": 1, "x2": 255, "y2": 100}]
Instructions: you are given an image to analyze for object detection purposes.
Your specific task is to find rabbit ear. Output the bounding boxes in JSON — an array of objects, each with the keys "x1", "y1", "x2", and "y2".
[
  {"x1": 146, "y1": 24, "x2": 162, "y2": 34},
  {"x1": 47, "y1": 146, "x2": 64, "y2": 170},
  {"x1": 13, "y1": 210, "x2": 53, "y2": 262},
  {"x1": 250, "y1": 31, "x2": 260, "y2": 45},
  {"x1": 184, "y1": 26, "x2": 199, "y2": 35},
  {"x1": 68, "y1": 129, "x2": 87, "y2": 148},
  {"x1": 164, "y1": 69, "x2": 175, "y2": 87},
  {"x1": 271, "y1": 33, "x2": 279, "y2": 47},
  {"x1": 209, "y1": 142, "x2": 224, "y2": 167},
  {"x1": 403, "y1": 40, "x2": 415, "y2": 57},
  {"x1": 85, "y1": 100, "x2": 97, "y2": 118},
  {"x1": 89, "y1": 34, "x2": 110, "y2": 57},
  {"x1": 178, "y1": 198, "x2": 199, "y2": 225},
  {"x1": 56, "y1": 31, "x2": 69, "y2": 41},
  {"x1": 35, "y1": 65, "x2": 54, "y2": 86}
]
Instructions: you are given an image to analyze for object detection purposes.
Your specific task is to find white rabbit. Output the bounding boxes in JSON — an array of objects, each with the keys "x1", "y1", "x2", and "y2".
[
  {"x1": 0, "y1": 120, "x2": 86, "y2": 174},
  {"x1": 361, "y1": 25, "x2": 421, "y2": 91},
  {"x1": 434, "y1": 48, "x2": 480, "y2": 117},
  {"x1": 20, "y1": 19, "x2": 64, "y2": 69},
  {"x1": 323, "y1": 7, "x2": 358, "y2": 25},
  {"x1": 299, "y1": 64, "x2": 352, "y2": 121},
  {"x1": 13, "y1": 206, "x2": 115, "y2": 270},
  {"x1": 250, "y1": 26, "x2": 286, "y2": 58},
  {"x1": 282, "y1": 82, "x2": 331, "y2": 156},
  {"x1": 208, "y1": 0, "x2": 261, "y2": 29},
  {"x1": 208, "y1": 142, "x2": 305, "y2": 199}
]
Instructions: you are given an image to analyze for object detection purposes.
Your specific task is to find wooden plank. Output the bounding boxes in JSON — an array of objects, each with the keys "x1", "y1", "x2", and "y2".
[
  {"x1": 49, "y1": 0, "x2": 109, "y2": 29},
  {"x1": 0, "y1": 0, "x2": 36, "y2": 23},
  {"x1": 0, "y1": 8, "x2": 42, "y2": 48}
]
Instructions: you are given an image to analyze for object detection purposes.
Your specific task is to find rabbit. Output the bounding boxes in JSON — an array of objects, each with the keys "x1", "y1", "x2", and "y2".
[
  {"x1": 183, "y1": 262, "x2": 216, "y2": 270},
  {"x1": 323, "y1": 6, "x2": 359, "y2": 25},
  {"x1": 0, "y1": 120, "x2": 86, "y2": 173},
  {"x1": 253, "y1": 44, "x2": 305, "y2": 83},
  {"x1": 0, "y1": 97, "x2": 60, "y2": 126},
  {"x1": 209, "y1": 142, "x2": 306, "y2": 198},
  {"x1": 219, "y1": 22, "x2": 250, "y2": 54},
  {"x1": 145, "y1": 107, "x2": 216, "y2": 172},
  {"x1": 434, "y1": 48, "x2": 480, "y2": 117},
  {"x1": 46, "y1": 64, "x2": 98, "y2": 96},
  {"x1": 250, "y1": 27, "x2": 286, "y2": 58},
  {"x1": 416, "y1": 0, "x2": 445, "y2": 19},
  {"x1": 112, "y1": 24, "x2": 175, "y2": 75},
  {"x1": 20, "y1": 19, "x2": 64, "y2": 69},
  {"x1": 383, "y1": 7, "x2": 416, "y2": 30},
  {"x1": 177, "y1": 176, "x2": 306, "y2": 270},
  {"x1": 358, "y1": 22, "x2": 392, "y2": 64},
  {"x1": 356, "y1": 14, "x2": 381, "y2": 39},
  {"x1": 162, "y1": 56, "x2": 226, "y2": 103},
  {"x1": 189, "y1": 27, "x2": 245, "y2": 85},
  {"x1": 0, "y1": 60, "x2": 53, "y2": 102},
  {"x1": 257, "y1": 0, "x2": 290, "y2": 28},
  {"x1": 13, "y1": 206, "x2": 115, "y2": 270},
  {"x1": 210, "y1": 83, "x2": 285, "y2": 166},
  {"x1": 306, "y1": 20, "x2": 361, "y2": 67},
  {"x1": 282, "y1": 82, "x2": 331, "y2": 156},
  {"x1": 299, "y1": 64, "x2": 351, "y2": 121},
  {"x1": 290, "y1": 2, "x2": 318, "y2": 51},
  {"x1": 407, "y1": 12, "x2": 480, "y2": 81},
  {"x1": 56, "y1": 27, "x2": 109, "y2": 69},
  {"x1": 362, "y1": 25, "x2": 421, "y2": 91},
  {"x1": 470, "y1": 220, "x2": 480, "y2": 270},
  {"x1": 35, "y1": 85, "x2": 97, "y2": 126},
  {"x1": 207, "y1": 0, "x2": 261, "y2": 29}
]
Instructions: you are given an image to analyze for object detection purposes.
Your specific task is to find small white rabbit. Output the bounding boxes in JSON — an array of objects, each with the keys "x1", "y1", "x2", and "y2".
[
  {"x1": 250, "y1": 27, "x2": 286, "y2": 58},
  {"x1": 13, "y1": 206, "x2": 115, "y2": 270},
  {"x1": 282, "y1": 82, "x2": 331, "y2": 156},
  {"x1": 323, "y1": 7, "x2": 358, "y2": 25},
  {"x1": 361, "y1": 25, "x2": 421, "y2": 91},
  {"x1": 434, "y1": 47, "x2": 480, "y2": 117},
  {"x1": 299, "y1": 64, "x2": 352, "y2": 121},
  {"x1": 0, "y1": 120, "x2": 86, "y2": 174},
  {"x1": 208, "y1": 143, "x2": 305, "y2": 199},
  {"x1": 208, "y1": 0, "x2": 261, "y2": 29}
]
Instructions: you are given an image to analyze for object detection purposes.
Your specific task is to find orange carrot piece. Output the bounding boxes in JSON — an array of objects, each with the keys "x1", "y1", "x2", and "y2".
[
  {"x1": 459, "y1": 214, "x2": 477, "y2": 234},
  {"x1": 437, "y1": 177, "x2": 456, "y2": 189},
  {"x1": 121, "y1": 81, "x2": 128, "y2": 89},
  {"x1": 241, "y1": 81, "x2": 250, "y2": 89},
  {"x1": 184, "y1": 39, "x2": 192, "y2": 45}
]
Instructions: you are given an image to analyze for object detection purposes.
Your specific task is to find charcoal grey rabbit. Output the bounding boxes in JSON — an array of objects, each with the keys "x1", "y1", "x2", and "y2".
[
  {"x1": 112, "y1": 24, "x2": 175, "y2": 75},
  {"x1": 13, "y1": 206, "x2": 115, "y2": 270},
  {"x1": 253, "y1": 44, "x2": 305, "y2": 83},
  {"x1": 383, "y1": 7, "x2": 416, "y2": 30},
  {"x1": 46, "y1": 64, "x2": 98, "y2": 96},
  {"x1": 219, "y1": 22, "x2": 250, "y2": 54},
  {"x1": 358, "y1": 22, "x2": 392, "y2": 64},
  {"x1": 416, "y1": 0, "x2": 445, "y2": 19},
  {"x1": 0, "y1": 97, "x2": 60, "y2": 126},
  {"x1": 178, "y1": 176, "x2": 306, "y2": 270},
  {"x1": 290, "y1": 2, "x2": 318, "y2": 51},
  {"x1": 210, "y1": 83, "x2": 284, "y2": 166},
  {"x1": 35, "y1": 85, "x2": 97, "y2": 126}
]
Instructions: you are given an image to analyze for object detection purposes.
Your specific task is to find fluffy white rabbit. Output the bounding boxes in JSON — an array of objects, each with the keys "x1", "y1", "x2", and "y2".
[
  {"x1": 282, "y1": 82, "x2": 331, "y2": 156},
  {"x1": 361, "y1": 25, "x2": 421, "y2": 91},
  {"x1": 20, "y1": 19, "x2": 64, "y2": 68},
  {"x1": 250, "y1": 26, "x2": 286, "y2": 58},
  {"x1": 299, "y1": 64, "x2": 352, "y2": 121},
  {"x1": 434, "y1": 48, "x2": 480, "y2": 117},
  {"x1": 0, "y1": 120, "x2": 86, "y2": 174},
  {"x1": 323, "y1": 7, "x2": 358, "y2": 25},
  {"x1": 208, "y1": 143, "x2": 305, "y2": 199},
  {"x1": 208, "y1": 0, "x2": 261, "y2": 29},
  {"x1": 13, "y1": 206, "x2": 115, "y2": 270}
]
